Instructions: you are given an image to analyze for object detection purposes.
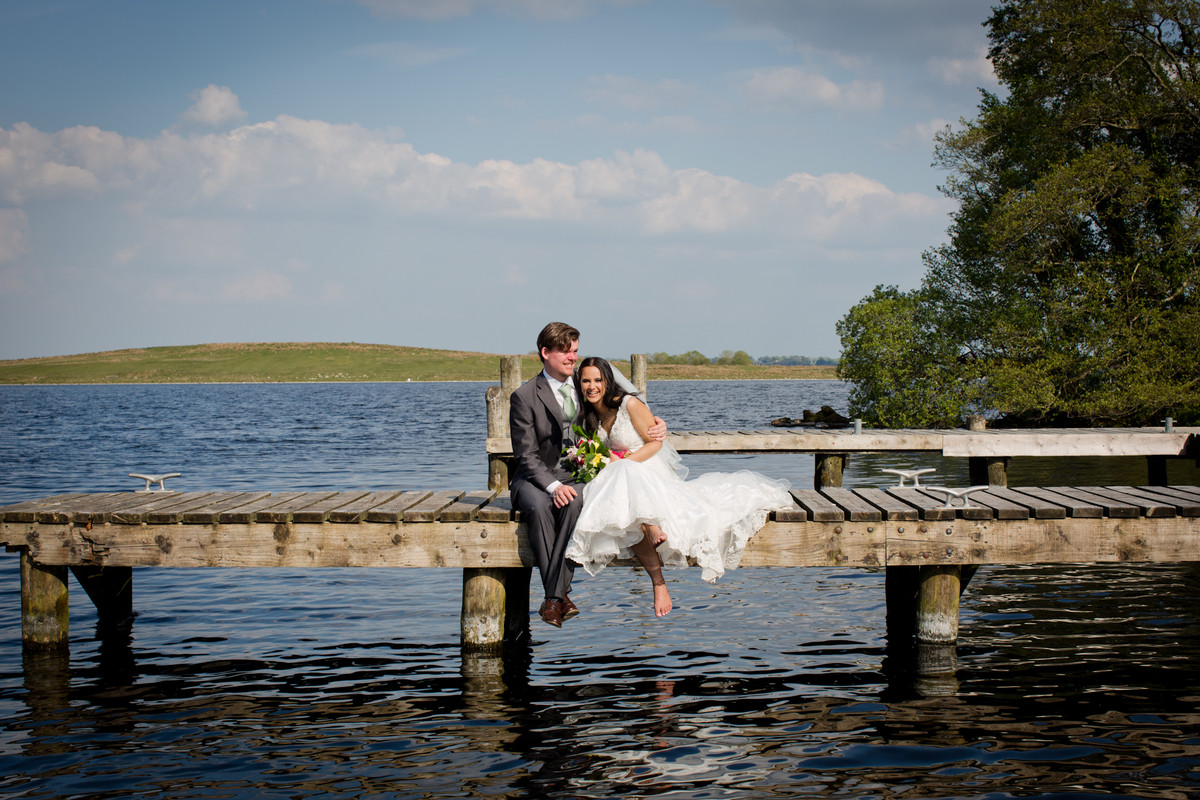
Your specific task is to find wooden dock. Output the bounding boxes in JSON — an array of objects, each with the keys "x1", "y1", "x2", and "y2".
[
  {"x1": 4, "y1": 484, "x2": 1199, "y2": 653},
  {"x1": 5, "y1": 354, "x2": 1199, "y2": 659}
]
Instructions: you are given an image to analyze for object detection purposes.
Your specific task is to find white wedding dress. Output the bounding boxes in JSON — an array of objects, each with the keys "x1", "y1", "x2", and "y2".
[{"x1": 566, "y1": 396, "x2": 793, "y2": 582}]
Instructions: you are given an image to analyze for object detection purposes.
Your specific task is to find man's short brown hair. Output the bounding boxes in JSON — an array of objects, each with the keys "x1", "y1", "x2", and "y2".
[{"x1": 536, "y1": 322, "x2": 580, "y2": 362}]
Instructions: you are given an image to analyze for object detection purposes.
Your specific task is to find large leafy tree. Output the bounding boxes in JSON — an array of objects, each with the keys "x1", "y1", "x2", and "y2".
[{"x1": 838, "y1": 0, "x2": 1200, "y2": 427}]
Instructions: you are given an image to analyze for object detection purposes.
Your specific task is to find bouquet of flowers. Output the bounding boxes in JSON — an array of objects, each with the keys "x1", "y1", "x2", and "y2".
[{"x1": 562, "y1": 425, "x2": 628, "y2": 483}]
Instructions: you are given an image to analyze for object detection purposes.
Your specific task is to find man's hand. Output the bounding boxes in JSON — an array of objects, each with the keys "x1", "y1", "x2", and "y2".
[
  {"x1": 552, "y1": 483, "x2": 578, "y2": 508},
  {"x1": 647, "y1": 415, "x2": 667, "y2": 441}
]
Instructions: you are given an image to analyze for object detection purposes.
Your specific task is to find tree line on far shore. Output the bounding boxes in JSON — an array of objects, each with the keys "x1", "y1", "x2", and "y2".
[
  {"x1": 646, "y1": 350, "x2": 839, "y2": 367},
  {"x1": 837, "y1": 0, "x2": 1199, "y2": 428}
]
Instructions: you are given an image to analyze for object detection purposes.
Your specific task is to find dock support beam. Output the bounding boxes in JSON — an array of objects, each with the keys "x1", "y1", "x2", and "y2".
[
  {"x1": 71, "y1": 566, "x2": 133, "y2": 628},
  {"x1": 1147, "y1": 455, "x2": 1168, "y2": 486},
  {"x1": 461, "y1": 566, "x2": 530, "y2": 652},
  {"x1": 814, "y1": 453, "x2": 846, "y2": 489},
  {"x1": 20, "y1": 551, "x2": 69, "y2": 651},
  {"x1": 966, "y1": 414, "x2": 1008, "y2": 487},
  {"x1": 915, "y1": 565, "x2": 961, "y2": 644},
  {"x1": 884, "y1": 565, "x2": 919, "y2": 646},
  {"x1": 487, "y1": 355, "x2": 523, "y2": 491}
]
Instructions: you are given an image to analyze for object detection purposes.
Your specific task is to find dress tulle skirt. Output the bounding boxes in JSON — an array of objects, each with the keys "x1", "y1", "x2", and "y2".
[{"x1": 566, "y1": 446, "x2": 792, "y2": 582}]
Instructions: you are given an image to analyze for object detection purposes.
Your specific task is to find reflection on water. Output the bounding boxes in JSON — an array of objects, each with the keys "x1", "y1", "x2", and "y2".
[{"x1": 1, "y1": 382, "x2": 1198, "y2": 798}]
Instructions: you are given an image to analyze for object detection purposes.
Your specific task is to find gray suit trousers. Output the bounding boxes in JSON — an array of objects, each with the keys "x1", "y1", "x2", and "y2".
[{"x1": 513, "y1": 479, "x2": 580, "y2": 600}]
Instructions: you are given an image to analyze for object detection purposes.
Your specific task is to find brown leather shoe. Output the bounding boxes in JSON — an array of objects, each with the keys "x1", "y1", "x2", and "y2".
[
  {"x1": 562, "y1": 594, "x2": 579, "y2": 619},
  {"x1": 539, "y1": 598, "x2": 564, "y2": 628}
]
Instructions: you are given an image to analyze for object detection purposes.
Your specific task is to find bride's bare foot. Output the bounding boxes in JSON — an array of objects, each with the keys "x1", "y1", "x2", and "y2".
[
  {"x1": 653, "y1": 582, "x2": 672, "y2": 617},
  {"x1": 643, "y1": 523, "x2": 668, "y2": 547}
]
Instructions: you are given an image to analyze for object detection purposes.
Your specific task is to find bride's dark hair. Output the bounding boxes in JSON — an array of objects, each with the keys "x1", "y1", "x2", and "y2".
[{"x1": 573, "y1": 356, "x2": 628, "y2": 434}]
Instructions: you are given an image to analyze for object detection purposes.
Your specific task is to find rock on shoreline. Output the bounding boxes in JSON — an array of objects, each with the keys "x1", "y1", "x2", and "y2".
[{"x1": 770, "y1": 405, "x2": 850, "y2": 428}]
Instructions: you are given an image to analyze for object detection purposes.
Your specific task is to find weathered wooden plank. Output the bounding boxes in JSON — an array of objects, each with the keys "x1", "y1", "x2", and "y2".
[
  {"x1": 1109, "y1": 486, "x2": 1199, "y2": 517},
  {"x1": 146, "y1": 493, "x2": 248, "y2": 524},
  {"x1": 13, "y1": 513, "x2": 1200, "y2": 570},
  {"x1": 253, "y1": 492, "x2": 341, "y2": 524},
  {"x1": 291, "y1": 491, "x2": 374, "y2": 524},
  {"x1": 773, "y1": 495, "x2": 809, "y2": 523},
  {"x1": 477, "y1": 492, "x2": 516, "y2": 523},
  {"x1": 985, "y1": 487, "x2": 1067, "y2": 519},
  {"x1": 181, "y1": 492, "x2": 274, "y2": 524},
  {"x1": 1134, "y1": 486, "x2": 1200, "y2": 516},
  {"x1": 1163, "y1": 485, "x2": 1200, "y2": 502},
  {"x1": 0, "y1": 493, "x2": 90, "y2": 523},
  {"x1": 1084, "y1": 486, "x2": 1176, "y2": 518},
  {"x1": 741, "y1": 520, "x2": 885, "y2": 568},
  {"x1": 217, "y1": 493, "x2": 311, "y2": 524},
  {"x1": 20, "y1": 520, "x2": 530, "y2": 569},
  {"x1": 790, "y1": 490, "x2": 844, "y2": 522},
  {"x1": 886, "y1": 517, "x2": 1200, "y2": 566},
  {"x1": 326, "y1": 491, "x2": 405, "y2": 523},
  {"x1": 854, "y1": 488, "x2": 920, "y2": 521},
  {"x1": 941, "y1": 430, "x2": 1195, "y2": 458},
  {"x1": 110, "y1": 492, "x2": 220, "y2": 524},
  {"x1": 821, "y1": 488, "x2": 882, "y2": 522},
  {"x1": 1015, "y1": 486, "x2": 1103, "y2": 518},
  {"x1": 490, "y1": 427, "x2": 1199, "y2": 456},
  {"x1": 889, "y1": 488, "x2": 956, "y2": 521},
  {"x1": 910, "y1": 487, "x2": 994, "y2": 520},
  {"x1": 1041, "y1": 487, "x2": 1139, "y2": 518},
  {"x1": 67, "y1": 492, "x2": 180, "y2": 524},
  {"x1": 404, "y1": 490, "x2": 465, "y2": 522},
  {"x1": 971, "y1": 490, "x2": 1032, "y2": 521},
  {"x1": 441, "y1": 490, "x2": 496, "y2": 522},
  {"x1": 31, "y1": 493, "x2": 130, "y2": 524},
  {"x1": 363, "y1": 491, "x2": 434, "y2": 523}
]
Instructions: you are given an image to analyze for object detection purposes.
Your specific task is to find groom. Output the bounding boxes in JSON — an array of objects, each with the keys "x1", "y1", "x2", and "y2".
[{"x1": 509, "y1": 322, "x2": 664, "y2": 627}]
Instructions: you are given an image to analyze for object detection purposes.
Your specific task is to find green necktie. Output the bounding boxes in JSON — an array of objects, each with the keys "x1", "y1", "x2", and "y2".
[{"x1": 559, "y1": 385, "x2": 576, "y2": 418}]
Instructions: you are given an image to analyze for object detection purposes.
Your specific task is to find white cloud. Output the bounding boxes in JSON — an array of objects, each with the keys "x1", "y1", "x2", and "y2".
[
  {"x1": 181, "y1": 85, "x2": 248, "y2": 129},
  {"x1": 882, "y1": 117, "x2": 952, "y2": 152},
  {"x1": 743, "y1": 67, "x2": 883, "y2": 113},
  {"x1": 349, "y1": 41, "x2": 473, "y2": 66},
  {"x1": 928, "y1": 46, "x2": 997, "y2": 86},
  {"x1": 715, "y1": 1, "x2": 995, "y2": 70},
  {"x1": 0, "y1": 208, "x2": 30, "y2": 263},
  {"x1": 0, "y1": 111, "x2": 944, "y2": 248}
]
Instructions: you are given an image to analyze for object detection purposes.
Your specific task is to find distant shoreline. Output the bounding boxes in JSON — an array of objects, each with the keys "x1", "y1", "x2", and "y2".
[{"x1": 0, "y1": 342, "x2": 839, "y2": 385}]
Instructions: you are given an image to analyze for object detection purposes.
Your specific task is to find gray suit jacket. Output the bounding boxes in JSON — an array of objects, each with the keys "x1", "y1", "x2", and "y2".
[{"x1": 509, "y1": 372, "x2": 573, "y2": 494}]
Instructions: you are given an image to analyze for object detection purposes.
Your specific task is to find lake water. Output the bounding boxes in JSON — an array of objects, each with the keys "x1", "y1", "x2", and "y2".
[{"x1": 1, "y1": 381, "x2": 1198, "y2": 799}]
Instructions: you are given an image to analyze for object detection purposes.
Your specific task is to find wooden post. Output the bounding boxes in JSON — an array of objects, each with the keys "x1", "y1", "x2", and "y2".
[
  {"x1": 1147, "y1": 455, "x2": 1168, "y2": 486},
  {"x1": 814, "y1": 454, "x2": 846, "y2": 489},
  {"x1": 70, "y1": 566, "x2": 133, "y2": 627},
  {"x1": 966, "y1": 414, "x2": 1008, "y2": 486},
  {"x1": 504, "y1": 566, "x2": 531, "y2": 644},
  {"x1": 21, "y1": 551, "x2": 69, "y2": 650},
  {"x1": 461, "y1": 567, "x2": 511, "y2": 653},
  {"x1": 631, "y1": 353, "x2": 647, "y2": 400},
  {"x1": 884, "y1": 565, "x2": 920, "y2": 648},
  {"x1": 915, "y1": 565, "x2": 960, "y2": 644},
  {"x1": 487, "y1": 355, "x2": 523, "y2": 491}
]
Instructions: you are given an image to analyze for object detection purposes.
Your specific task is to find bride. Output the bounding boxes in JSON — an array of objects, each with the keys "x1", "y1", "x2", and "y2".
[{"x1": 564, "y1": 357, "x2": 793, "y2": 617}]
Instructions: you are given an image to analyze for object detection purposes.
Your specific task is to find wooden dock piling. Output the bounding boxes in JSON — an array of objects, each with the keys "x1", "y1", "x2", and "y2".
[{"x1": 20, "y1": 552, "x2": 68, "y2": 650}]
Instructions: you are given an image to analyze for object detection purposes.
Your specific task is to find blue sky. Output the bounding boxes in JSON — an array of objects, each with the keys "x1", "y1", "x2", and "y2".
[{"x1": 0, "y1": 0, "x2": 999, "y2": 362}]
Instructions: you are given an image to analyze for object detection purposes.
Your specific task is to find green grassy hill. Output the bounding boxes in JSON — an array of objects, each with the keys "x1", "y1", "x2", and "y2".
[{"x1": 0, "y1": 342, "x2": 837, "y2": 384}]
